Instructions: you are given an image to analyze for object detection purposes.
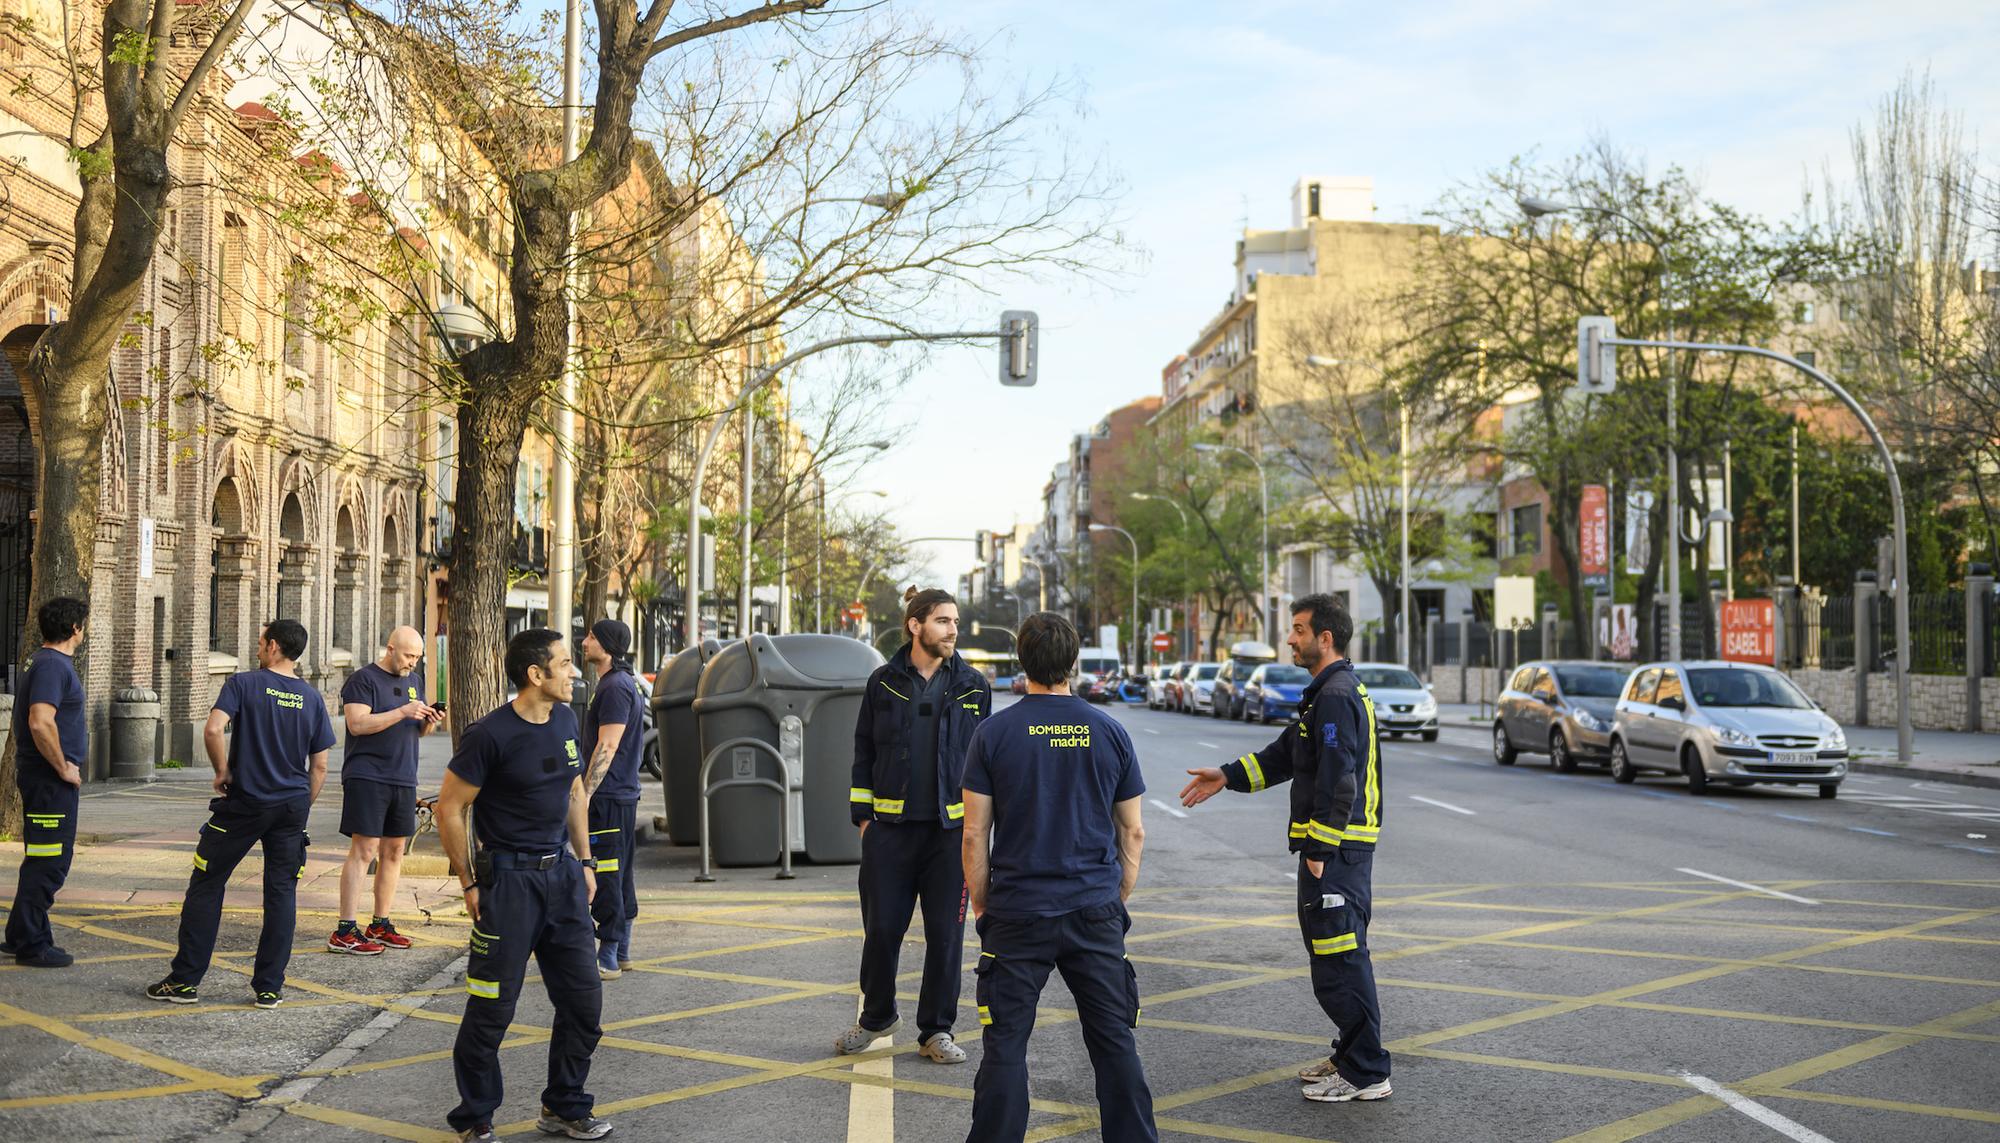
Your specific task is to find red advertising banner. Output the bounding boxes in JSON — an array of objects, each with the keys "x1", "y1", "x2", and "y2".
[
  {"x1": 1720, "y1": 599, "x2": 1775, "y2": 664},
  {"x1": 1579, "y1": 484, "x2": 1610, "y2": 587}
]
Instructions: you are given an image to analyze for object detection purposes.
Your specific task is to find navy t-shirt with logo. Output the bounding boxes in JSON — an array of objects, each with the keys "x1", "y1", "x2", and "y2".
[
  {"x1": 584, "y1": 668, "x2": 643, "y2": 805},
  {"x1": 14, "y1": 647, "x2": 86, "y2": 772},
  {"x1": 339, "y1": 662, "x2": 425, "y2": 787},
  {"x1": 961, "y1": 693, "x2": 1145, "y2": 920},
  {"x1": 447, "y1": 702, "x2": 582, "y2": 852},
  {"x1": 214, "y1": 669, "x2": 337, "y2": 804}
]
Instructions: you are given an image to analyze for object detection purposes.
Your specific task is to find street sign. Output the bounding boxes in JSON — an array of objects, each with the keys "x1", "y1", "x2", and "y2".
[
  {"x1": 1720, "y1": 599, "x2": 1775, "y2": 665},
  {"x1": 1579, "y1": 485, "x2": 1609, "y2": 588},
  {"x1": 1151, "y1": 633, "x2": 1173, "y2": 653},
  {"x1": 1576, "y1": 315, "x2": 1617, "y2": 395},
  {"x1": 999, "y1": 310, "x2": 1038, "y2": 386},
  {"x1": 843, "y1": 602, "x2": 868, "y2": 622}
]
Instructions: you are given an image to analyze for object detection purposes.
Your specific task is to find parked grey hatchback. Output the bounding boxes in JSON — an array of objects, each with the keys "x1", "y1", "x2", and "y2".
[
  {"x1": 1608, "y1": 661, "x2": 1849, "y2": 797},
  {"x1": 1491, "y1": 661, "x2": 1630, "y2": 772}
]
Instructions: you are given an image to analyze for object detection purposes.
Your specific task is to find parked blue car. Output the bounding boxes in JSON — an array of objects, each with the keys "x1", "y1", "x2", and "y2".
[{"x1": 1242, "y1": 663, "x2": 1313, "y2": 724}]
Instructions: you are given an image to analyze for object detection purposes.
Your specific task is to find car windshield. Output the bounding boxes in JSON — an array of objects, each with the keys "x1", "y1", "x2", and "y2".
[
  {"x1": 1191, "y1": 664, "x2": 1219, "y2": 680},
  {"x1": 1553, "y1": 666, "x2": 1627, "y2": 698},
  {"x1": 1686, "y1": 668, "x2": 1814, "y2": 709},
  {"x1": 1080, "y1": 658, "x2": 1118, "y2": 675},
  {"x1": 1356, "y1": 668, "x2": 1422, "y2": 690},
  {"x1": 1263, "y1": 666, "x2": 1311, "y2": 685}
]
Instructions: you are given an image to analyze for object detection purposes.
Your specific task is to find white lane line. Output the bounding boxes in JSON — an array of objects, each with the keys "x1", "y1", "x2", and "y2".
[
  {"x1": 1676, "y1": 868, "x2": 1818, "y2": 905},
  {"x1": 845, "y1": 1030, "x2": 895, "y2": 1142},
  {"x1": 1196, "y1": 741, "x2": 1221, "y2": 749},
  {"x1": 1285, "y1": 870, "x2": 1298, "y2": 880},
  {"x1": 1847, "y1": 826, "x2": 1898, "y2": 837},
  {"x1": 1148, "y1": 798, "x2": 1189, "y2": 820},
  {"x1": 1142, "y1": 728, "x2": 1159, "y2": 735},
  {"x1": 1409, "y1": 795, "x2": 1476, "y2": 816},
  {"x1": 1680, "y1": 1073, "x2": 1835, "y2": 1143}
]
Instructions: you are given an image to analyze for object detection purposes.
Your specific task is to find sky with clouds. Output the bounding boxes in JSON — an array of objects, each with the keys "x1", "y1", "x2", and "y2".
[{"x1": 789, "y1": 0, "x2": 2000, "y2": 589}]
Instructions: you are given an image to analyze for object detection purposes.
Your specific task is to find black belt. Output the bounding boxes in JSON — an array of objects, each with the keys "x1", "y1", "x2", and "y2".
[{"x1": 486, "y1": 849, "x2": 570, "y2": 870}]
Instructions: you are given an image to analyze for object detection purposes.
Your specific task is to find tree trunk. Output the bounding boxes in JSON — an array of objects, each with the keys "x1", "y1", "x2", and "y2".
[{"x1": 446, "y1": 389, "x2": 534, "y2": 735}]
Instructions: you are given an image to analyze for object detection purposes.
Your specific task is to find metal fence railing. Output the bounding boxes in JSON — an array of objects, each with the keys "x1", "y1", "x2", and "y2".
[
  {"x1": 1817, "y1": 595, "x2": 1855, "y2": 670},
  {"x1": 1900, "y1": 592, "x2": 1966, "y2": 675}
]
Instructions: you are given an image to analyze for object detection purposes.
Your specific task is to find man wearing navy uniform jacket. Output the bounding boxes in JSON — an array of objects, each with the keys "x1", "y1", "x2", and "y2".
[
  {"x1": 961, "y1": 610, "x2": 1157, "y2": 1143},
  {"x1": 435, "y1": 629, "x2": 610, "y2": 1143},
  {"x1": 1181, "y1": 593, "x2": 1391, "y2": 1104},
  {"x1": 329, "y1": 625, "x2": 441, "y2": 955},
  {"x1": 148, "y1": 619, "x2": 335, "y2": 1009},
  {"x1": 580, "y1": 618, "x2": 643, "y2": 979},
  {"x1": 835, "y1": 587, "x2": 991, "y2": 1065},
  {"x1": 4, "y1": 596, "x2": 90, "y2": 969}
]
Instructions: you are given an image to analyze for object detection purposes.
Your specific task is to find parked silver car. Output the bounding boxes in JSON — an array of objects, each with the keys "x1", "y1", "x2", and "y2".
[
  {"x1": 1492, "y1": 660, "x2": 1630, "y2": 772},
  {"x1": 1608, "y1": 660, "x2": 1849, "y2": 797},
  {"x1": 1147, "y1": 662, "x2": 1184, "y2": 710},
  {"x1": 1353, "y1": 663, "x2": 1438, "y2": 740},
  {"x1": 1183, "y1": 662, "x2": 1221, "y2": 714}
]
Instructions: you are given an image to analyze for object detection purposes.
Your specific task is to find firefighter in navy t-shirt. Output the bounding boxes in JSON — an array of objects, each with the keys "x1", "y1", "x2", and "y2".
[
  {"x1": 4, "y1": 597, "x2": 91, "y2": 969},
  {"x1": 435, "y1": 629, "x2": 610, "y2": 1143},
  {"x1": 961, "y1": 611, "x2": 1157, "y2": 1143},
  {"x1": 330, "y1": 625, "x2": 442, "y2": 954},
  {"x1": 579, "y1": 619, "x2": 643, "y2": 980},
  {"x1": 148, "y1": 620, "x2": 335, "y2": 1009}
]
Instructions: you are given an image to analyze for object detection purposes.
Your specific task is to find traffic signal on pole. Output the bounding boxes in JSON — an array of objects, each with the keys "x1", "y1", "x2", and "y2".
[
  {"x1": 1575, "y1": 316, "x2": 1617, "y2": 395},
  {"x1": 999, "y1": 310, "x2": 1038, "y2": 386}
]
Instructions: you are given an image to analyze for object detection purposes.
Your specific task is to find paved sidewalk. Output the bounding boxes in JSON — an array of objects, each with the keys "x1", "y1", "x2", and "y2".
[{"x1": 1441, "y1": 702, "x2": 2000, "y2": 789}]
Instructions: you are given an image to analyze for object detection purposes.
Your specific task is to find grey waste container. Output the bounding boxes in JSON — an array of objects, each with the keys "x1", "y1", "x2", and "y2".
[
  {"x1": 694, "y1": 633, "x2": 882, "y2": 867},
  {"x1": 110, "y1": 687, "x2": 161, "y2": 779},
  {"x1": 656, "y1": 639, "x2": 721, "y2": 845}
]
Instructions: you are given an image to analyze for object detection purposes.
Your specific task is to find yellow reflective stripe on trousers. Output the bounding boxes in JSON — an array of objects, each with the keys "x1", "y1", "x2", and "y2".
[
  {"x1": 466, "y1": 977, "x2": 501, "y2": 999},
  {"x1": 1238, "y1": 753, "x2": 1266, "y2": 792},
  {"x1": 871, "y1": 798, "x2": 905, "y2": 814},
  {"x1": 597, "y1": 858, "x2": 620, "y2": 873},
  {"x1": 850, "y1": 787, "x2": 874, "y2": 804},
  {"x1": 977, "y1": 1005, "x2": 992, "y2": 1026},
  {"x1": 24, "y1": 842, "x2": 62, "y2": 857},
  {"x1": 589, "y1": 827, "x2": 619, "y2": 836},
  {"x1": 945, "y1": 802, "x2": 965, "y2": 820},
  {"x1": 192, "y1": 853, "x2": 209, "y2": 872},
  {"x1": 1305, "y1": 819, "x2": 1346, "y2": 845},
  {"x1": 1310, "y1": 933, "x2": 1359, "y2": 956}
]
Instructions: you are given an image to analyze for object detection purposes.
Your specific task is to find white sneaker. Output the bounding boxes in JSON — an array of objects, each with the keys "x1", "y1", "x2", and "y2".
[
  {"x1": 917, "y1": 1032, "x2": 967, "y2": 1064},
  {"x1": 1302, "y1": 1075, "x2": 1391, "y2": 1103}
]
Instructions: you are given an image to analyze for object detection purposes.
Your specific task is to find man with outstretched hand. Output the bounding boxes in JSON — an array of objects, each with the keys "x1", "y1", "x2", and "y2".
[{"x1": 1181, "y1": 593, "x2": 1391, "y2": 1104}]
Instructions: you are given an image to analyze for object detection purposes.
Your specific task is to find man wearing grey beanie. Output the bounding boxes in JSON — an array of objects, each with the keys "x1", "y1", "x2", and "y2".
[{"x1": 581, "y1": 619, "x2": 643, "y2": 979}]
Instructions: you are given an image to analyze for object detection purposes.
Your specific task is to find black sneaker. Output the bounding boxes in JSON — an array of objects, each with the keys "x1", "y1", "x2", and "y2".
[
  {"x1": 146, "y1": 978, "x2": 199, "y2": 1004},
  {"x1": 16, "y1": 945, "x2": 73, "y2": 968},
  {"x1": 254, "y1": 990, "x2": 284, "y2": 1009},
  {"x1": 0, "y1": 939, "x2": 15, "y2": 956}
]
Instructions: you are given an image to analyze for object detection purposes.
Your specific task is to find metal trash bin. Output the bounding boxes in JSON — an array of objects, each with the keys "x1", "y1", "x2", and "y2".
[
  {"x1": 655, "y1": 639, "x2": 721, "y2": 845},
  {"x1": 694, "y1": 633, "x2": 881, "y2": 868}
]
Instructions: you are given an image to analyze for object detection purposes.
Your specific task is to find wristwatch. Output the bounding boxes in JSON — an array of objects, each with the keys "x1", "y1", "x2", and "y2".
[{"x1": 580, "y1": 857, "x2": 599, "y2": 870}]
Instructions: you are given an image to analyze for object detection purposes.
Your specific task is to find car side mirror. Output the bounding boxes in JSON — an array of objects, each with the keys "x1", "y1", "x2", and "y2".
[{"x1": 1425, "y1": 682, "x2": 1435, "y2": 692}]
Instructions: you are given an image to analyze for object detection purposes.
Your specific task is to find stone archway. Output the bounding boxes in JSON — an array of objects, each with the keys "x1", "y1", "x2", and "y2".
[
  {"x1": 0, "y1": 326, "x2": 41, "y2": 692},
  {"x1": 333, "y1": 501, "x2": 361, "y2": 652}
]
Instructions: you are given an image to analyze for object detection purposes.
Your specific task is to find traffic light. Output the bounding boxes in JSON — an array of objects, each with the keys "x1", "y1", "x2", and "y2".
[
  {"x1": 975, "y1": 529, "x2": 990, "y2": 561},
  {"x1": 999, "y1": 310, "x2": 1038, "y2": 386},
  {"x1": 1575, "y1": 316, "x2": 1617, "y2": 395}
]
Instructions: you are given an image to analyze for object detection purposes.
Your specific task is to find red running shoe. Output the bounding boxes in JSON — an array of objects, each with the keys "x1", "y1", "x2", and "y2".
[
  {"x1": 364, "y1": 920, "x2": 413, "y2": 949},
  {"x1": 327, "y1": 929, "x2": 385, "y2": 955}
]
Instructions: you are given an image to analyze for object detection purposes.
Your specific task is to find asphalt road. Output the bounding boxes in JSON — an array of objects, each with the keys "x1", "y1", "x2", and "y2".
[{"x1": 2, "y1": 693, "x2": 1997, "y2": 1142}]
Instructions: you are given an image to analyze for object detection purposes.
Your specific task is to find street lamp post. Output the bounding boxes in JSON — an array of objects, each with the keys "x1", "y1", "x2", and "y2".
[
  {"x1": 1090, "y1": 524, "x2": 1141, "y2": 669},
  {"x1": 816, "y1": 484, "x2": 888, "y2": 633},
  {"x1": 1519, "y1": 196, "x2": 1682, "y2": 657},
  {"x1": 1130, "y1": 491, "x2": 1195, "y2": 659},
  {"x1": 683, "y1": 328, "x2": 1015, "y2": 651},
  {"x1": 1305, "y1": 355, "x2": 1413, "y2": 664},
  {"x1": 1193, "y1": 442, "x2": 1272, "y2": 646},
  {"x1": 547, "y1": 0, "x2": 583, "y2": 647}
]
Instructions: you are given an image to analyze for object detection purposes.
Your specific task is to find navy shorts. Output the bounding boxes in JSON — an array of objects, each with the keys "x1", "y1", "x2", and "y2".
[{"x1": 339, "y1": 778, "x2": 417, "y2": 839}]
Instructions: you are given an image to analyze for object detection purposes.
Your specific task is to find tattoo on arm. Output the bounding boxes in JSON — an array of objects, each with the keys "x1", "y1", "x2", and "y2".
[{"x1": 584, "y1": 742, "x2": 616, "y2": 797}]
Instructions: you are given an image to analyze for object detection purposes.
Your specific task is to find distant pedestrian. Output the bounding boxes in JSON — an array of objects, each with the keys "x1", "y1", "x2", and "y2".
[
  {"x1": 148, "y1": 619, "x2": 334, "y2": 1009},
  {"x1": 962, "y1": 610, "x2": 1156, "y2": 1143},
  {"x1": 1181, "y1": 594, "x2": 1391, "y2": 1103},
  {"x1": 835, "y1": 587, "x2": 992, "y2": 1065},
  {"x1": 580, "y1": 618, "x2": 643, "y2": 979},
  {"x1": 3, "y1": 596, "x2": 90, "y2": 969},
  {"x1": 329, "y1": 626, "x2": 441, "y2": 955},
  {"x1": 434, "y1": 629, "x2": 609, "y2": 1143}
]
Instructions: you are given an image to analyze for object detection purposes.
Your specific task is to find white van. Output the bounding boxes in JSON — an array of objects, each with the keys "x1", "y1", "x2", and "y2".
[{"x1": 1076, "y1": 646, "x2": 1124, "y2": 703}]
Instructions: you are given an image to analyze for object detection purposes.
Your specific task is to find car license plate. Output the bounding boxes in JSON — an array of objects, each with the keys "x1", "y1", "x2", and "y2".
[{"x1": 1769, "y1": 751, "x2": 1816, "y2": 766}]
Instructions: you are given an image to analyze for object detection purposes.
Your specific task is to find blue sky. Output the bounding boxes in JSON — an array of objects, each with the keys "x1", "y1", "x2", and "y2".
[{"x1": 809, "y1": 0, "x2": 2000, "y2": 588}]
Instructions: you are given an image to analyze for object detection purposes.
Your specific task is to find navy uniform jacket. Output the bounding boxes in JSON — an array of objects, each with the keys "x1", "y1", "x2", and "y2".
[
  {"x1": 1219, "y1": 659, "x2": 1382, "y2": 857},
  {"x1": 849, "y1": 647, "x2": 992, "y2": 826}
]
